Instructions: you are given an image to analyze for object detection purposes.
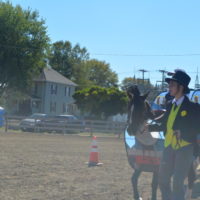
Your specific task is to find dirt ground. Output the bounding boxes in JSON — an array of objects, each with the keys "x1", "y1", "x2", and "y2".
[{"x1": 0, "y1": 131, "x2": 199, "y2": 200}]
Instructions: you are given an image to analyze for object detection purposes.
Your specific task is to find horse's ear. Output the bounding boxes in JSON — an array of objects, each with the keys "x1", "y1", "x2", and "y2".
[{"x1": 141, "y1": 91, "x2": 150, "y2": 101}]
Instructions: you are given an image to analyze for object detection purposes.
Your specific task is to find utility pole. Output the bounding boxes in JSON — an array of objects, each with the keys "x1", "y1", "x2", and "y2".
[
  {"x1": 158, "y1": 70, "x2": 168, "y2": 90},
  {"x1": 139, "y1": 69, "x2": 148, "y2": 84},
  {"x1": 133, "y1": 66, "x2": 136, "y2": 84},
  {"x1": 195, "y1": 67, "x2": 200, "y2": 89}
]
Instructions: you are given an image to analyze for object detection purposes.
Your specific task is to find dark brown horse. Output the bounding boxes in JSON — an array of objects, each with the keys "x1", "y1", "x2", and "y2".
[
  {"x1": 127, "y1": 85, "x2": 154, "y2": 136},
  {"x1": 126, "y1": 85, "x2": 160, "y2": 200}
]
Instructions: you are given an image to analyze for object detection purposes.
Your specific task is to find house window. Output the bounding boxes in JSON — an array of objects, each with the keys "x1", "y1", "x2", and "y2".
[
  {"x1": 51, "y1": 84, "x2": 57, "y2": 95},
  {"x1": 50, "y1": 101, "x2": 56, "y2": 112},
  {"x1": 54, "y1": 102, "x2": 56, "y2": 112},
  {"x1": 65, "y1": 87, "x2": 68, "y2": 96},
  {"x1": 34, "y1": 84, "x2": 38, "y2": 95},
  {"x1": 65, "y1": 86, "x2": 72, "y2": 96},
  {"x1": 67, "y1": 104, "x2": 75, "y2": 114},
  {"x1": 50, "y1": 102, "x2": 52, "y2": 112},
  {"x1": 63, "y1": 103, "x2": 66, "y2": 113}
]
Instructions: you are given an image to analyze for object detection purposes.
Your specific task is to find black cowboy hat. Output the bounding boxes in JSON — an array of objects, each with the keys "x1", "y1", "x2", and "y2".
[{"x1": 165, "y1": 70, "x2": 191, "y2": 93}]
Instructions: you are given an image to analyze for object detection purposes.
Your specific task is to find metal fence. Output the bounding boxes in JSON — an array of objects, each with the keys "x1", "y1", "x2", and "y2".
[{"x1": 4, "y1": 116, "x2": 126, "y2": 137}]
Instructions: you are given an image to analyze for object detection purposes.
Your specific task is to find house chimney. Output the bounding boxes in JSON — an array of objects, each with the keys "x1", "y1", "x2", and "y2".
[{"x1": 44, "y1": 59, "x2": 51, "y2": 69}]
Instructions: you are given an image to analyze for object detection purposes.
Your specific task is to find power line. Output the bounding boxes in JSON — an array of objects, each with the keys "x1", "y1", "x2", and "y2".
[
  {"x1": 92, "y1": 53, "x2": 200, "y2": 57},
  {"x1": 1, "y1": 43, "x2": 200, "y2": 57},
  {"x1": 117, "y1": 70, "x2": 198, "y2": 75}
]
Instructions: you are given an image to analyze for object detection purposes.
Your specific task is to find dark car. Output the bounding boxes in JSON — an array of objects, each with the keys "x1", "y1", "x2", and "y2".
[
  {"x1": 38, "y1": 114, "x2": 82, "y2": 133},
  {"x1": 20, "y1": 113, "x2": 47, "y2": 132}
]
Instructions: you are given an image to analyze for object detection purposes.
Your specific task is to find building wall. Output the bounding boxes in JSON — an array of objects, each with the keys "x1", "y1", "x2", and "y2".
[{"x1": 42, "y1": 82, "x2": 76, "y2": 115}]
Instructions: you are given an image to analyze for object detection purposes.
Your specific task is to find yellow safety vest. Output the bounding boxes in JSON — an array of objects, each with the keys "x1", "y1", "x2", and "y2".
[{"x1": 165, "y1": 104, "x2": 191, "y2": 149}]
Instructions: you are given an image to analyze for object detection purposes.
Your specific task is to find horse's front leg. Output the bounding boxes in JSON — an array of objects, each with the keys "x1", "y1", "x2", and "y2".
[
  {"x1": 151, "y1": 170, "x2": 158, "y2": 200},
  {"x1": 131, "y1": 169, "x2": 142, "y2": 200}
]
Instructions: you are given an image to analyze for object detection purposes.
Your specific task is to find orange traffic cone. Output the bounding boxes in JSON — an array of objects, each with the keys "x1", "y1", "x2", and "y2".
[{"x1": 86, "y1": 136, "x2": 103, "y2": 167}]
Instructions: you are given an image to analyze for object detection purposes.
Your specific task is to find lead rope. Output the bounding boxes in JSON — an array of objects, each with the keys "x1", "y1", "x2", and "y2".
[{"x1": 174, "y1": 131, "x2": 181, "y2": 149}]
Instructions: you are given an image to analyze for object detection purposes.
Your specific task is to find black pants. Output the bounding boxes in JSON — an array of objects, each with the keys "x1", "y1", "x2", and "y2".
[{"x1": 158, "y1": 145, "x2": 193, "y2": 200}]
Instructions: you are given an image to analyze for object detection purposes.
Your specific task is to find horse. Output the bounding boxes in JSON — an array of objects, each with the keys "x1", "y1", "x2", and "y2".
[
  {"x1": 125, "y1": 85, "x2": 199, "y2": 200},
  {"x1": 125, "y1": 85, "x2": 162, "y2": 200}
]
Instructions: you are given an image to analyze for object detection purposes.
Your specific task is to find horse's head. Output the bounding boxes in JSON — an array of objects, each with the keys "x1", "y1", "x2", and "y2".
[{"x1": 126, "y1": 85, "x2": 154, "y2": 136}]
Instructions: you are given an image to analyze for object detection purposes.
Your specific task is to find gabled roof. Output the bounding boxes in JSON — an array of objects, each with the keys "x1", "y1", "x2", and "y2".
[{"x1": 34, "y1": 67, "x2": 77, "y2": 86}]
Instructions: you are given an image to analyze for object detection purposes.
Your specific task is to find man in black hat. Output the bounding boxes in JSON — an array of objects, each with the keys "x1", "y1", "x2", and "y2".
[{"x1": 147, "y1": 70, "x2": 200, "y2": 200}]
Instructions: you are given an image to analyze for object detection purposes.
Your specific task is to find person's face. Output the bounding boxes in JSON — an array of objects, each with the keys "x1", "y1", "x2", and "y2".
[{"x1": 168, "y1": 80, "x2": 183, "y2": 96}]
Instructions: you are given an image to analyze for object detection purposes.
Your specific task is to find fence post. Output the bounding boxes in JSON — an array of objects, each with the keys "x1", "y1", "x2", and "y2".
[
  {"x1": 34, "y1": 118, "x2": 36, "y2": 133},
  {"x1": 5, "y1": 114, "x2": 8, "y2": 133},
  {"x1": 90, "y1": 120, "x2": 93, "y2": 137},
  {"x1": 63, "y1": 124, "x2": 67, "y2": 134},
  {"x1": 115, "y1": 122, "x2": 122, "y2": 139},
  {"x1": 117, "y1": 123, "x2": 121, "y2": 139}
]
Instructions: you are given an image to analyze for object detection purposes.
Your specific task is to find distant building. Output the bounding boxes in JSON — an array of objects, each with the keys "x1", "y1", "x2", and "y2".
[
  {"x1": 31, "y1": 67, "x2": 77, "y2": 115},
  {"x1": 11, "y1": 67, "x2": 78, "y2": 116}
]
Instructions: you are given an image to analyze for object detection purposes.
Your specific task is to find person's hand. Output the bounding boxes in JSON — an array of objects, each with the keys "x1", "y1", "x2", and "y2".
[{"x1": 174, "y1": 130, "x2": 181, "y2": 139}]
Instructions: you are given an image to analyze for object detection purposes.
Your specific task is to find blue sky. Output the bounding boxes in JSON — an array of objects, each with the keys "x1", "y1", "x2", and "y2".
[{"x1": 10, "y1": 0, "x2": 200, "y2": 87}]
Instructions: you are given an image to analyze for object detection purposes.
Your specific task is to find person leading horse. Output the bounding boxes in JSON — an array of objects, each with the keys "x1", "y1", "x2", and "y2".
[{"x1": 146, "y1": 70, "x2": 200, "y2": 200}]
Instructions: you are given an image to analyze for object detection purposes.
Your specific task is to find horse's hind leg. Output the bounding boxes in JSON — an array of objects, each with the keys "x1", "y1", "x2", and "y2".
[
  {"x1": 131, "y1": 169, "x2": 142, "y2": 200},
  {"x1": 151, "y1": 171, "x2": 158, "y2": 200}
]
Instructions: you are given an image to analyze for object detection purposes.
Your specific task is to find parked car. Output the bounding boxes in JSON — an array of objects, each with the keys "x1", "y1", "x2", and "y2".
[
  {"x1": 38, "y1": 114, "x2": 82, "y2": 133},
  {"x1": 20, "y1": 113, "x2": 47, "y2": 132}
]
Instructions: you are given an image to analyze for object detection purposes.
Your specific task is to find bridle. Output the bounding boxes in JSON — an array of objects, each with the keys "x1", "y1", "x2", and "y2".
[{"x1": 128, "y1": 100, "x2": 154, "y2": 135}]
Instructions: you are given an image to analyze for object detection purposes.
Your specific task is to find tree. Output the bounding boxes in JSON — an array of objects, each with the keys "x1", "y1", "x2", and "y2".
[
  {"x1": 48, "y1": 40, "x2": 89, "y2": 80},
  {"x1": 0, "y1": 2, "x2": 50, "y2": 95},
  {"x1": 101, "y1": 87, "x2": 128, "y2": 118},
  {"x1": 49, "y1": 43, "x2": 118, "y2": 89},
  {"x1": 121, "y1": 76, "x2": 151, "y2": 88},
  {"x1": 73, "y1": 86, "x2": 128, "y2": 119},
  {"x1": 85, "y1": 59, "x2": 118, "y2": 88},
  {"x1": 0, "y1": 88, "x2": 31, "y2": 115}
]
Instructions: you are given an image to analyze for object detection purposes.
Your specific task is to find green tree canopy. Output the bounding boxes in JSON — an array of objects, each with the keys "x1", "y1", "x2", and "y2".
[
  {"x1": 48, "y1": 40, "x2": 89, "y2": 79},
  {"x1": 0, "y1": 2, "x2": 50, "y2": 95},
  {"x1": 49, "y1": 42, "x2": 118, "y2": 89},
  {"x1": 73, "y1": 86, "x2": 128, "y2": 119},
  {"x1": 85, "y1": 59, "x2": 118, "y2": 88}
]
